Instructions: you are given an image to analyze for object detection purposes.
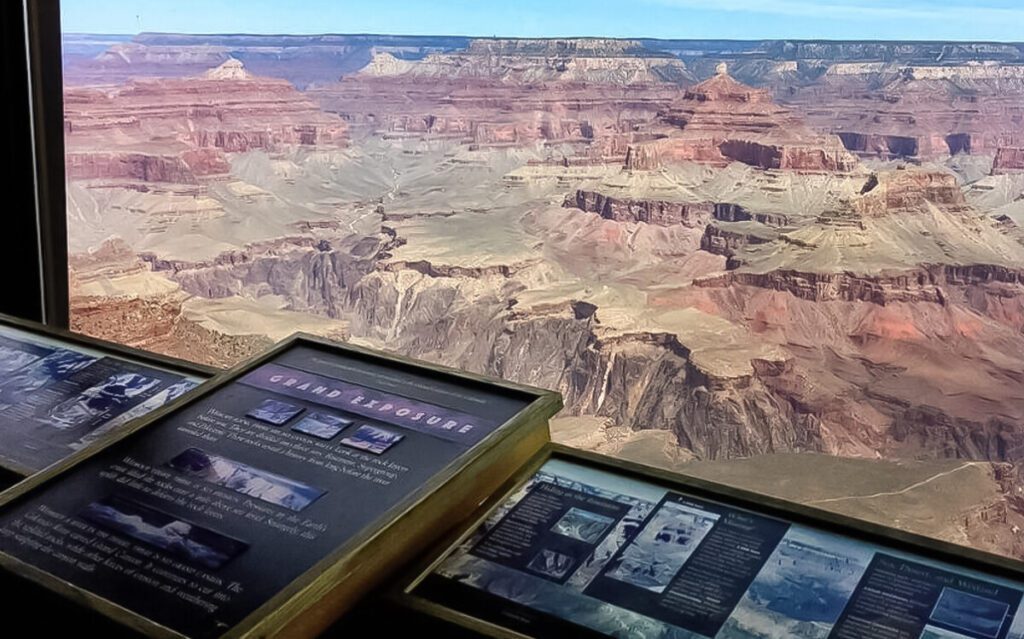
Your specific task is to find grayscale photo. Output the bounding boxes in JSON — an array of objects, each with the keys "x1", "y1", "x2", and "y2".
[
  {"x1": 340, "y1": 424, "x2": 404, "y2": 455},
  {"x1": 246, "y1": 398, "x2": 304, "y2": 425},
  {"x1": 605, "y1": 501, "x2": 719, "y2": 593},
  {"x1": 80, "y1": 495, "x2": 247, "y2": 570},
  {"x1": 168, "y1": 447, "x2": 326, "y2": 511},
  {"x1": 551, "y1": 507, "x2": 616, "y2": 545},
  {"x1": 291, "y1": 412, "x2": 352, "y2": 440},
  {"x1": 527, "y1": 548, "x2": 576, "y2": 580}
]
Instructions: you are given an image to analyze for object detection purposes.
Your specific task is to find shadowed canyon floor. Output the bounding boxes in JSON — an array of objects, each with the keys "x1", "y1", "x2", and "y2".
[{"x1": 63, "y1": 35, "x2": 1024, "y2": 558}]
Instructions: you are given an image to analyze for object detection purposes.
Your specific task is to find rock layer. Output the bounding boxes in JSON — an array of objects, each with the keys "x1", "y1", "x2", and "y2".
[{"x1": 624, "y1": 68, "x2": 857, "y2": 171}]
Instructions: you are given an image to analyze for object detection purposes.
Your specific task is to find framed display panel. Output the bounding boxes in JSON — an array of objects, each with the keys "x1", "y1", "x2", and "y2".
[
  {"x1": 0, "y1": 333, "x2": 562, "y2": 638},
  {"x1": 401, "y1": 444, "x2": 1024, "y2": 639},
  {"x1": 0, "y1": 312, "x2": 213, "y2": 478}
]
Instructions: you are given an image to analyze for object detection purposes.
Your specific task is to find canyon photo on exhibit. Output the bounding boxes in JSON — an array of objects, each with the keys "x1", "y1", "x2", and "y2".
[{"x1": 61, "y1": 26, "x2": 1024, "y2": 558}]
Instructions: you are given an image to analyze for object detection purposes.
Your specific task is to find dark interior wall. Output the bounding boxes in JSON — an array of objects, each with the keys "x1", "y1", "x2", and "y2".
[
  {"x1": 1, "y1": 1, "x2": 44, "y2": 321},
  {"x1": 1, "y1": 1, "x2": 66, "y2": 325}
]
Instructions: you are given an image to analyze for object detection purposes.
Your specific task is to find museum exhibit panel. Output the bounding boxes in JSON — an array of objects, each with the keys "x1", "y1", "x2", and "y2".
[
  {"x1": 402, "y1": 445, "x2": 1024, "y2": 639},
  {"x1": 0, "y1": 334, "x2": 561, "y2": 637},
  {"x1": 4, "y1": 0, "x2": 1024, "y2": 636},
  {"x1": 0, "y1": 313, "x2": 211, "y2": 480}
]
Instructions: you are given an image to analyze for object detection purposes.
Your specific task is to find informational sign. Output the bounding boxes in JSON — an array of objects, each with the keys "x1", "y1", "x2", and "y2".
[
  {"x1": 415, "y1": 458, "x2": 1024, "y2": 639},
  {"x1": 0, "y1": 341, "x2": 537, "y2": 638},
  {"x1": 0, "y1": 324, "x2": 202, "y2": 473}
]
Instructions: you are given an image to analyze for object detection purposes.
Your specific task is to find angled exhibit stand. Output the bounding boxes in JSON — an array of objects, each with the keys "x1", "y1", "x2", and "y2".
[
  {"x1": 0, "y1": 313, "x2": 213, "y2": 480},
  {"x1": 0, "y1": 333, "x2": 561, "y2": 638},
  {"x1": 400, "y1": 444, "x2": 1024, "y2": 639}
]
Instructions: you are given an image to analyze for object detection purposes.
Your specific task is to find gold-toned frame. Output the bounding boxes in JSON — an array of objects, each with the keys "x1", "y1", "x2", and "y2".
[
  {"x1": 0, "y1": 332, "x2": 562, "y2": 638},
  {"x1": 395, "y1": 443, "x2": 1024, "y2": 639}
]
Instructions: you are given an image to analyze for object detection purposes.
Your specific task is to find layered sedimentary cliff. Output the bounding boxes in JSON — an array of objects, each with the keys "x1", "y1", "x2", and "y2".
[
  {"x1": 64, "y1": 58, "x2": 347, "y2": 182},
  {"x1": 781, "y1": 64, "x2": 1024, "y2": 160},
  {"x1": 624, "y1": 67, "x2": 857, "y2": 171},
  {"x1": 563, "y1": 189, "x2": 713, "y2": 227},
  {"x1": 358, "y1": 38, "x2": 693, "y2": 85},
  {"x1": 993, "y1": 147, "x2": 1024, "y2": 173}
]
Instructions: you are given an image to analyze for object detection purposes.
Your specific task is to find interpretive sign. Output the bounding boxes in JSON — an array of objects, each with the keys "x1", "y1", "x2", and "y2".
[
  {"x1": 0, "y1": 314, "x2": 210, "y2": 477},
  {"x1": 0, "y1": 334, "x2": 561, "y2": 638},
  {"x1": 407, "y1": 446, "x2": 1024, "y2": 639}
]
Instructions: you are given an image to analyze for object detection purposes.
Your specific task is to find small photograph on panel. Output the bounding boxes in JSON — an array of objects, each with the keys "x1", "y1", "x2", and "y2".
[
  {"x1": 46, "y1": 372, "x2": 162, "y2": 429},
  {"x1": 340, "y1": 424, "x2": 404, "y2": 455},
  {"x1": 929, "y1": 587, "x2": 1010, "y2": 639},
  {"x1": 526, "y1": 548, "x2": 575, "y2": 580},
  {"x1": 551, "y1": 507, "x2": 616, "y2": 545},
  {"x1": 920, "y1": 626, "x2": 975, "y2": 639},
  {"x1": 168, "y1": 447, "x2": 326, "y2": 512},
  {"x1": 0, "y1": 341, "x2": 48, "y2": 374},
  {"x1": 247, "y1": 398, "x2": 304, "y2": 425},
  {"x1": 0, "y1": 349, "x2": 96, "y2": 406},
  {"x1": 604, "y1": 500, "x2": 719, "y2": 593},
  {"x1": 291, "y1": 412, "x2": 352, "y2": 440},
  {"x1": 80, "y1": 495, "x2": 247, "y2": 570}
]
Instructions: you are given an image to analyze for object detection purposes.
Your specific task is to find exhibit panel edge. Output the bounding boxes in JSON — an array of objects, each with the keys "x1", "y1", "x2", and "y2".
[
  {"x1": 0, "y1": 311, "x2": 216, "y2": 478},
  {"x1": 0, "y1": 333, "x2": 562, "y2": 639},
  {"x1": 395, "y1": 443, "x2": 1024, "y2": 638}
]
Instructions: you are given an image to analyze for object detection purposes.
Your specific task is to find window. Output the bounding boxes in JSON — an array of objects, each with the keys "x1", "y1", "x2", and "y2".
[{"x1": 60, "y1": 2, "x2": 1024, "y2": 561}]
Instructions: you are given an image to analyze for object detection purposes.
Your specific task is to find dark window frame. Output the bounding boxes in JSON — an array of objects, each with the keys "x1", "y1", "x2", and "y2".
[{"x1": 20, "y1": 0, "x2": 67, "y2": 327}]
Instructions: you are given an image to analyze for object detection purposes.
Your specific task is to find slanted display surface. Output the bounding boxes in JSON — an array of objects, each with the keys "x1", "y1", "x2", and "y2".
[
  {"x1": 0, "y1": 340, "x2": 537, "y2": 638},
  {"x1": 415, "y1": 457, "x2": 1024, "y2": 639},
  {"x1": 0, "y1": 323, "x2": 202, "y2": 474}
]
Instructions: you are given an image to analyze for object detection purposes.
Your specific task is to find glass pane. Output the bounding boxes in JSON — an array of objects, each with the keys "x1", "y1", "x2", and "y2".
[{"x1": 61, "y1": 2, "x2": 1024, "y2": 562}]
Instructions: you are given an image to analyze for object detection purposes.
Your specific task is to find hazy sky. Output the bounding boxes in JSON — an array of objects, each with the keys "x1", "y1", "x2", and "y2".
[{"x1": 61, "y1": 0, "x2": 1024, "y2": 42}]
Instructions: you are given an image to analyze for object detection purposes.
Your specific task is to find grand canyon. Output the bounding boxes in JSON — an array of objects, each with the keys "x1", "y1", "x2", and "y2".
[{"x1": 61, "y1": 33, "x2": 1024, "y2": 558}]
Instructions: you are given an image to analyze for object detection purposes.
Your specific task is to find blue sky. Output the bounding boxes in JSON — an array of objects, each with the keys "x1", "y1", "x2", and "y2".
[{"x1": 62, "y1": 0, "x2": 1024, "y2": 42}]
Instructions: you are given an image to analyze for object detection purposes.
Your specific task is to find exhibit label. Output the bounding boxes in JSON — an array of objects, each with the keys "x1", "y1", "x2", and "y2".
[
  {"x1": 0, "y1": 325, "x2": 201, "y2": 473},
  {"x1": 417, "y1": 459, "x2": 1024, "y2": 639},
  {"x1": 0, "y1": 344, "x2": 531, "y2": 637}
]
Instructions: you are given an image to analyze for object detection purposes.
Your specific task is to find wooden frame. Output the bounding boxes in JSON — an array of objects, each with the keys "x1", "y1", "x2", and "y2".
[
  {"x1": 396, "y1": 443, "x2": 1024, "y2": 638},
  {"x1": 0, "y1": 332, "x2": 562, "y2": 638},
  {"x1": 0, "y1": 311, "x2": 215, "y2": 478}
]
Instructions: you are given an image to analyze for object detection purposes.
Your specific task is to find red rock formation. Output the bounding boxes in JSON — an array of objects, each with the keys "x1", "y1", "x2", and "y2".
[
  {"x1": 700, "y1": 224, "x2": 771, "y2": 258},
  {"x1": 65, "y1": 147, "x2": 232, "y2": 183},
  {"x1": 854, "y1": 168, "x2": 967, "y2": 216},
  {"x1": 781, "y1": 69, "x2": 1024, "y2": 159},
  {"x1": 695, "y1": 263, "x2": 1024, "y2": 306},
  {"x1": 564, "y1": 189, "x2": 713, "y2": 227},
  {"x1": 712, "y1": 203, "x2": 789, "y2": 226},
  {"x1": 993, "y1": 147, "x2": 1024, "y2": 173},
  {"x1": 66, "y1": 152, "x2": 199, "y2": 183},
  {"x1": 313, "y1": 76, "x2": 679, "y2": 160},
  {"x1": 64, "y1": 59, "x2": 347, "y2": 182},
  {"x1": 624, "y1": 66, "x2": 857, "y2": 171}
]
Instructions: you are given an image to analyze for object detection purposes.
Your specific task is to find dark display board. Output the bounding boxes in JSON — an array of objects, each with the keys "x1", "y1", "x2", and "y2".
[
  {"x1": 0, "y1": 317, "x2": 208, "y2": 475},
  {"x1": 410, "y1": 449, "x2": 1024, "y2": 639},
  {"x1": 0, "y1": 335, "x2": 557, "y2": 638}
]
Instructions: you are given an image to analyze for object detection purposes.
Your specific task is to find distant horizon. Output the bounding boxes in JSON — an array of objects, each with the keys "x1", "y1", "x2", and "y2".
[
  {"x1": 59, "y1": 1, "x2": 1024, "y2": 43},
  {"x1": 60, "y1": 32, "x2": 1024, "y2": 46}
]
